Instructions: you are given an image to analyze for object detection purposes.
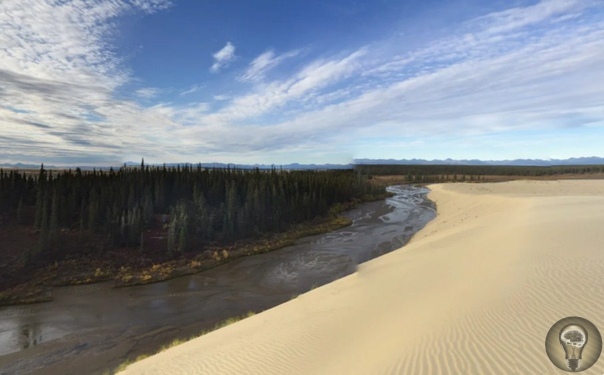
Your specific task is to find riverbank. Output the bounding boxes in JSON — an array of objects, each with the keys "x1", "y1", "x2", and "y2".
[
  {"x1": 0, "y1": 186, "x2": 429, "y2": 375},
  {"x1": 120, "y1": 180, "x2": 604, "y2": 374},
  {"x1": 0, "y1": 191, "x2": 392, "y2": 307}
]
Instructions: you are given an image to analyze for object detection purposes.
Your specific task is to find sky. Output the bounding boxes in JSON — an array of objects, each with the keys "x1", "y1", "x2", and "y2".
[{"x1": 1, "y1": 0, "x2": 603, "y2": 166}]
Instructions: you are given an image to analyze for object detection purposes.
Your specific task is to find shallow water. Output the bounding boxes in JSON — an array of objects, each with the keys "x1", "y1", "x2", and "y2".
[{"x1": 0, "y1": 185, "x2": 435, "y2": 375}]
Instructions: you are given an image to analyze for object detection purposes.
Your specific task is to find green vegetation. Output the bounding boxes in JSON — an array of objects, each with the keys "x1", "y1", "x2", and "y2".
[
  {"x1": 0, "y1": 163, "x2": 384, "y2": 297},
  {"x1": 355, "y1": 164, "x2": 604, "y2": 183}
]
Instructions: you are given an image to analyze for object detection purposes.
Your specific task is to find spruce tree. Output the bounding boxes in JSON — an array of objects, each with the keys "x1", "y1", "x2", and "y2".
[
  {"x1": 38, "y1": 198, "x2": 49, "y2": 254},
  {"x1": 49, "y1": 189, "x2": 59, "y2": 245},
  {"x1": 16, "y1": 197, "x2": 23, "y2": 225}
]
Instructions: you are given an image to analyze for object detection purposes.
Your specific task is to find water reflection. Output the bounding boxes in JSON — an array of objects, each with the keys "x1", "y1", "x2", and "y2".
[{"x1": 20, "y1": 323, "x2": 41, "y2": 349}]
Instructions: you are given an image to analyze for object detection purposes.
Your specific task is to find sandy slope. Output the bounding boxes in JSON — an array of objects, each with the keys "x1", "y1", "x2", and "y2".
[{"x1": 120, "y1": 180, "x2": 604, "y2": 375}]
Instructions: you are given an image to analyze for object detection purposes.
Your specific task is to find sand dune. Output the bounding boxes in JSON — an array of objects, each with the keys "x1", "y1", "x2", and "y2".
[{"x1": 119, "y1": 180, "x2": 604, "y2": 375}]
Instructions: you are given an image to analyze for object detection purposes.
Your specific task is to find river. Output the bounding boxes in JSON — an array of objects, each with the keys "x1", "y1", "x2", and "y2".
[{"x1": 0, "y1": 185, "x2": 435, "y2": 375}]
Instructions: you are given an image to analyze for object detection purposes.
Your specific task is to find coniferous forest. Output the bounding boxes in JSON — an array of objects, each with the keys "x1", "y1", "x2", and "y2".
[
  {"x1": 355, "y1": 164, "x2": 604, "y2": 183},
  {"x1": 0, "y1": 163, "x2": 385, "y2": 296}
]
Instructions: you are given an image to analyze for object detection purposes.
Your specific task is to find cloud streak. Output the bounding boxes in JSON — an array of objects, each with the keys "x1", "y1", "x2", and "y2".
[
  {"x1": 210, "y1": 42, "x2": 236, "y2": 73},
  {"x1": 239, "y1": 49, "x2": 300, "y2": 82},
  {"x1": 135, "y1": 87, "x2": 160, "y2": 98},
  {"x1": 471, "y1": 0, "x2": 585, "y2": 35}
]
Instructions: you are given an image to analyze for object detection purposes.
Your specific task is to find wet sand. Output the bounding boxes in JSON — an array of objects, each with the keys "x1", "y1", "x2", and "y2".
[
  {"x1": 0, "y1": 185, "x2": 434, "y2": 375},
  {"x1": 120, "y1": 180, "x2": 604, "y2": 374}
]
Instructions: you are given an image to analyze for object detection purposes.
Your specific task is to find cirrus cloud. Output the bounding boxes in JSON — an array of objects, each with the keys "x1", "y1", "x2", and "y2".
[{"x1": 210, "y1": 42, "x2": 237, "y2": 73}]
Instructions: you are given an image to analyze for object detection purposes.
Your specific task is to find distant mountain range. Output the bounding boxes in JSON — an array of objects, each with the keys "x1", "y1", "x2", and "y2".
[
  {"x1": 2, "y1": 157, "x2": 603, "y2": 170},
  {"x1": 0, "y1": 162, "x2": 353, "y2": 170},
  {"x1": 353, "y1": 156, "x2": 604, "y2": 166}
]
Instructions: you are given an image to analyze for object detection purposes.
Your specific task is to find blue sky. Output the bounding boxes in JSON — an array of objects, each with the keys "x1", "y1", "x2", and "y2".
[{"x1": 1, "y1": 0, "x2": 603, "y2": 166}]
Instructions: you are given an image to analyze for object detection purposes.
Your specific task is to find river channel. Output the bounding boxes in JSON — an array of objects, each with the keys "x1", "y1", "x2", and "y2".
[{"x1": 0, "y1": 185, "x2": 435, "y2": 375}]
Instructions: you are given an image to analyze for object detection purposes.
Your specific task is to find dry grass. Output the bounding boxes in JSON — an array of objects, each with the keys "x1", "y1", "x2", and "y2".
[{"x1": 111, "y1": 311, "x2": 256, "y2": 374}]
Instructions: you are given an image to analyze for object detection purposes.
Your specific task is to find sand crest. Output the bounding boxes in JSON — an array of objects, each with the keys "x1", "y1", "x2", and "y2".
[{"x1": 119, "y1": 180, "x2": 604, "y2": 375}]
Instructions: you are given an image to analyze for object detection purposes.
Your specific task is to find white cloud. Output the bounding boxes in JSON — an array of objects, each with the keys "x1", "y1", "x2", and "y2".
[
  {"x1": 203, "y1": 48, "x2": 367, "y2": 124},
  {"x1": 0, "y1": 0, "x2": 173, "y2": 165},
  {"x1": 239, "y1": 49, "x2": 300, "y2": 82},
  {"x1": 2, "y1": 0, "x2": 603, "y2": 164},
  {"x1": 135, "y1": 87, "x2": 159, "y2": 98},
  {"x1": 179, "y1": 84, "x2": 203, "y2": 96},
  {"x1": 130, "y1": 0, "x2": 173, "y2": 13},
  {"x1": 165, "y1": 0, "x2": 604, "y2": 159},
  {"x1": 210, "y1": 42, "x2": 236, "y2": 73},
  {"x1": 471, "y1": 0, "x2": 585, "y2": 35}
]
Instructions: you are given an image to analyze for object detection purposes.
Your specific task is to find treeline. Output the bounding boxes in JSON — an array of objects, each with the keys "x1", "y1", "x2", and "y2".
[
  {"x1": 355, "y1": 164, "x2": 604, "y2": 183},
  {"x1": 0, "y1": 163, "x2": 382, "y2": 261}
]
